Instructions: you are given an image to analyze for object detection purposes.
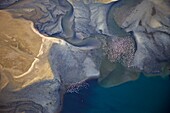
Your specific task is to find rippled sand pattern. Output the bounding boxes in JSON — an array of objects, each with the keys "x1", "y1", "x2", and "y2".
[{"x1": 0, "y1": 0, "x2": 170, "y2": 113}]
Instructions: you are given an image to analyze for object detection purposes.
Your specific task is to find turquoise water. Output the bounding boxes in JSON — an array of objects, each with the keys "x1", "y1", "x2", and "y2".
[{"x1": 61, "y1": 74, "x2": 170, "y2": 113}]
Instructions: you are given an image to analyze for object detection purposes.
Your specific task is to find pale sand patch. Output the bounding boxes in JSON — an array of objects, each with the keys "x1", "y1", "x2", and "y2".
[
  {"x1": 69, "y1": 0, "x2": 118, "y2": 4},
  {"x1": 94, "y1": 0, "x2": 118, "y2": 3}
]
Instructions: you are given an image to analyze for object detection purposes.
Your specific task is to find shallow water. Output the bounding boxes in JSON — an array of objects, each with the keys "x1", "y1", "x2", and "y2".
[{"x1": 61, "y1": 74, "x2": 170, "y2": 113}]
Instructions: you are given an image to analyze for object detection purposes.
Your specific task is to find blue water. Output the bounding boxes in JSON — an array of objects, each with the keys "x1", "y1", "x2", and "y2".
[{"x1": 61, "y1": 75, "x2": 170, "y2": 113}]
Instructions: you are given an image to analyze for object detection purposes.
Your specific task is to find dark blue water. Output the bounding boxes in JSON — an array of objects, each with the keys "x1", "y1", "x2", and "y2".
[{"x1": 61, "y1": 75, "x2": 170, "y2": 113}]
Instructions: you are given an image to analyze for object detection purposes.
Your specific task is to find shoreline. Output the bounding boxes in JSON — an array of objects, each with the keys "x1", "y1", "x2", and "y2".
[
  {"x1": 30, "y1": 15, "x2": 100, "y2": 113},
  {"x1": 58, "y1": 76, "x2": 99, "y2": 113}
]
